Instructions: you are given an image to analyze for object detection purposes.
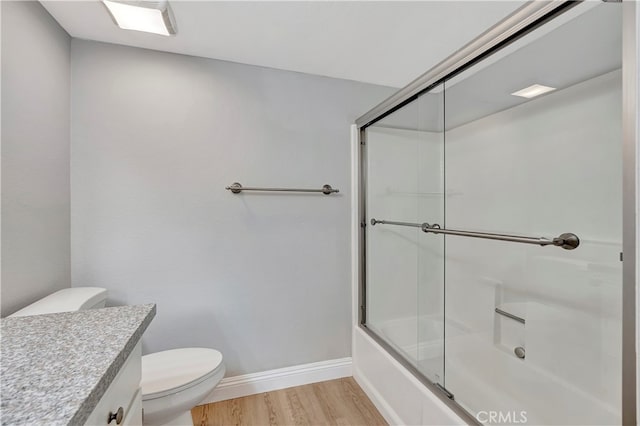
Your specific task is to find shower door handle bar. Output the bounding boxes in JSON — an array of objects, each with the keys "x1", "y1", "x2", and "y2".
[
  {"x1": 369, "y1": 218, "x2": 580, "y2": 250},
  {"x1": 368, "y1": 218, "x2": 423, "y2": 228},
  {"x1": 421, "y1": 224, "x2": 580, "y2": 250},
  {"x1": 226, "y1": 182, "x2": 339, "y2": 195}
]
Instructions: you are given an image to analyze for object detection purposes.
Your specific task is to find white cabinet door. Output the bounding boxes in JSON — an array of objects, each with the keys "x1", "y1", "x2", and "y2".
[{"x1": 84, "y1": 343, "x2": 142, "y2": 426}]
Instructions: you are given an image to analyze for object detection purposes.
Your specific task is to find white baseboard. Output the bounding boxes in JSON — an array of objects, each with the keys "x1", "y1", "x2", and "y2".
[{"x1": 200, "y1": 357, "x2": 353, "y2": 404}]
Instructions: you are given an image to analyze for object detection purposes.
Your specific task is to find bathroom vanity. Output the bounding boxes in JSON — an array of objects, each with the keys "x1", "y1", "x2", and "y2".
[{"x1": 1, "y1": 304, "x2": 155, "y2": 425}]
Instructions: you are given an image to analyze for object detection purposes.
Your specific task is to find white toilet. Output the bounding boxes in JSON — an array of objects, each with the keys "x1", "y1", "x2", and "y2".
[
  {"x1": 9, "y1": 287, "x2": 225, "y2": 426},
  {"x1": 140, "y1": 348, "x2": 224, "y2": 426}
]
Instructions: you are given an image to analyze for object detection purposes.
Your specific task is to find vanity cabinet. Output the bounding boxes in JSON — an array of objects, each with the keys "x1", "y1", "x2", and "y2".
[
  {"x1": 84, "y1": 343, "x2": 142, "y2": 426},
  {"x1": 1, "y1": 304, "x2": 155, "y2": 426}
]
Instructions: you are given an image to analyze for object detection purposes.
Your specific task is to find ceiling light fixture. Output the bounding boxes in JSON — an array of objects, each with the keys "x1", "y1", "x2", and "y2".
[
  {"x1": 511, "y1": 84, "x2": 556, "y2": 99},
  {"x1": 102, "y1": 0, "x2": 177, "y2": 36}
]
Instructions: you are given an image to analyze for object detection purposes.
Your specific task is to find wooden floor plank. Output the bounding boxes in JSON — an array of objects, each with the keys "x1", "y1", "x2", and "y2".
[
  {"x1": 341, "y1": 378, "x2": 387, "y2": 426},
  {"x1": 311, "y1": 379, "x2": 351, "y2": 424},
  {"x1": 271, "y1": 385, "x2": 298, "y2": 425},
  {"x1": 192, "y1": 377, "x2": 387, "y2": 426}
]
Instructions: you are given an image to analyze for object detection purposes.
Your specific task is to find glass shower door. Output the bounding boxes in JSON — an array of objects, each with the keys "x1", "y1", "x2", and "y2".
[
  {"x1": 415, "y1": 88, "x2": 446, "y2": 384},
  {"x1": 364, "y1": 83, "x2": 445, "y2": 385},
  {"x1": 441, "y1": 2, "x2": 622, "y2": 424}
]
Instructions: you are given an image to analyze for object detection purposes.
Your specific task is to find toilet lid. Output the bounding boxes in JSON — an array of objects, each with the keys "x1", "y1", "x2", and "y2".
[{"x1": 141, "y1": 348, "x2": 224, "y2": 400}]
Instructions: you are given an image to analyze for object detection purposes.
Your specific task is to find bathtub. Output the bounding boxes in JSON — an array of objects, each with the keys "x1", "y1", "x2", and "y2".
[{"x1": 367, "y1": 314, "x2": 620, "y2": 425}]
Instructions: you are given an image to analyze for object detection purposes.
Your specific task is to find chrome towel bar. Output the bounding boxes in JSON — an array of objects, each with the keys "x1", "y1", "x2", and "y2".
[
  {"x1": 370, "y1": 218, "x2": 580, "y2": 250},
  {"x1": 226, "y1": 182, "x2": 339, "y2": 195}
]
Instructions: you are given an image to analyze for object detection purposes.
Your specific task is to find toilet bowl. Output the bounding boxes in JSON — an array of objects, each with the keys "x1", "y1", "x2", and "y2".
[
  {"x1": 9, "y1": 287, "x2": 225, "y2": 426},
  {"x1": 141, "y1": 348, "x2": 225, "y2": 425}
]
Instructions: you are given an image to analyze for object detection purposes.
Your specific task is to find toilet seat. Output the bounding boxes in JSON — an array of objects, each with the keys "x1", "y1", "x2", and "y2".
[{"x1": 141, "y1": 348, "x2": 224, "y2": 401}]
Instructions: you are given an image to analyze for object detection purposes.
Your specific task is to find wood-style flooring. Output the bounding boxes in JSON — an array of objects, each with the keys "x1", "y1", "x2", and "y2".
[{"x1": 191, "y1": 377, "x2": 387, "y2": 426}]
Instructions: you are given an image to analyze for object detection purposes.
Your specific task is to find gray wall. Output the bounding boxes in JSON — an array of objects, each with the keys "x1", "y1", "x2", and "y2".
[
  {"x1": 1, "y1": 1, "x2": 71, "y2": 316},
  {"x1": 71, "y1": 39, "x2": 394, "y2": 375}
]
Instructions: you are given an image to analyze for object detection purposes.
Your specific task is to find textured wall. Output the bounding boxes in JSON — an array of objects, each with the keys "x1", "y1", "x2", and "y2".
[
  {"x1": 70, "y1": 39, "x2": 394, "y2": 375},
  {"x1": 1, "y1": 1, "x2": 71, "y2": 316}
]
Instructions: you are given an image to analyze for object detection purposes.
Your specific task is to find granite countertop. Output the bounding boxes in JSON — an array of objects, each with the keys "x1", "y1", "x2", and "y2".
[{"x1": 1, "y1": 304, "x2": 156, "y2": 426}]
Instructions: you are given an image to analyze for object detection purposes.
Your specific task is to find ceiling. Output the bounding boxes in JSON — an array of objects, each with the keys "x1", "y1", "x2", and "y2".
[
  {"x1": 40, "y1": 1, "x2": 525, "y2": 88},
  {"x1": 374, "y1": 1, "x2": 622, "y2": 131}
]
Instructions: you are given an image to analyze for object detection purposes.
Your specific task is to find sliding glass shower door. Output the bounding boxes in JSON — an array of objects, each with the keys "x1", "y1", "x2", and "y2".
[
  {"x1": 365, "y1": 85, "x2": 445, "y2": 385},
  {"x1": 361, "y1": 2, "x2": 622, "y2": 424}
]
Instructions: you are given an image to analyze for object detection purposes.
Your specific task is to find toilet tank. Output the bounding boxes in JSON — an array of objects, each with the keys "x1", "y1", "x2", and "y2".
[{"x1": 9, "y1": 287, "x2": 108, "y2": 317}]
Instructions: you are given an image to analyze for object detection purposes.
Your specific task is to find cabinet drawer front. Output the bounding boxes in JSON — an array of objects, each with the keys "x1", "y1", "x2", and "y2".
[{"x1": 84, "y1": 343, "x2": 141, "y2": 426}]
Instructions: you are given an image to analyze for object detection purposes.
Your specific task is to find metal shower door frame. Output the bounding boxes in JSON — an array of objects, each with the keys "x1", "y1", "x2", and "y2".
[{"x1": 356, "y1": 1, "x2": 638, "y2": 424}]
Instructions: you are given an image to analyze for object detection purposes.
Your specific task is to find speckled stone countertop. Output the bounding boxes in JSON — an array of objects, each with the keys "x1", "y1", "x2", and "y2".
[{"x1": 1, "y1": 304, "x2": 156, "y2": 425}]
